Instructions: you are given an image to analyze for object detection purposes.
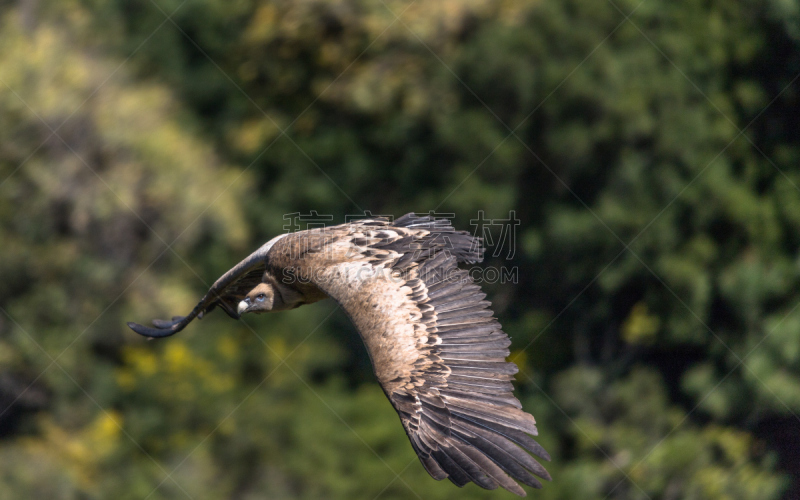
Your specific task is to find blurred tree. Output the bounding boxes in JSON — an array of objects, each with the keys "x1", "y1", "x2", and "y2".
[
  {"x1": 0, "y1": 0, "x2": 798, "y2": 498},
  {"x1": 0, "y1": 6, "x2": 251, "y2": 498}
]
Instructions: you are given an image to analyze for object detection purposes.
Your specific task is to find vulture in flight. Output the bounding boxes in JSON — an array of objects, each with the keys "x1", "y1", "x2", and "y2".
[{"x1": 128, "y1": 213, "x2": 550, "y2": 495}]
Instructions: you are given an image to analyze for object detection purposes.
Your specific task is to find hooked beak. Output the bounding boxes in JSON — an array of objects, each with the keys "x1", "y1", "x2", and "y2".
[{"x1": 237, "y1": 299, "x2": 250, "y2": 316}]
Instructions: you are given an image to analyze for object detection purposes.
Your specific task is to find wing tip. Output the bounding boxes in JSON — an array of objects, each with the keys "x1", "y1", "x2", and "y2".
[{"x1": 126, "y1": 321, "x2": 180, "y2": 338}]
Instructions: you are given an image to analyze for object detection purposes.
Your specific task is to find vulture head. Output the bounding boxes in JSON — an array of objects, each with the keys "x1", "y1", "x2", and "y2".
[{"x1": 237, "y1": 280, "x2": 305, "y2": 315}]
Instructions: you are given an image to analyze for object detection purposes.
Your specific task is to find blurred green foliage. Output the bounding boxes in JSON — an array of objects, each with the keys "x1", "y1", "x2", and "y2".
[{"x1": 1, "y1": 0, "x2": 799, "y2": 498}]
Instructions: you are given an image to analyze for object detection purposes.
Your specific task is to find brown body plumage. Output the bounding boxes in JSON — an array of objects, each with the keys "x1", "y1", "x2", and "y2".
[{"x1": 128, "y1": 213, "x2": 550, "y2": 495}]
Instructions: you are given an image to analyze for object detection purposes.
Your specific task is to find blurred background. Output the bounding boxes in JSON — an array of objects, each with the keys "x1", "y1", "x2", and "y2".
[{"x1": 1, "y1": 0, "x2": 799, "y2": 498}]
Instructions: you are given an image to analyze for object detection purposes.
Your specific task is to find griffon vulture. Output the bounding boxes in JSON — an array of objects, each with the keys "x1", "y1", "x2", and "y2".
[{"x1": 128, "y1": 213, "x2": 550, "y2": 495}]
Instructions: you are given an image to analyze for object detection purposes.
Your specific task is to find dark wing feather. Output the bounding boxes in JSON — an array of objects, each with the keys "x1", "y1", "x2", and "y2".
[
  {"x1": 389, "y1": 212, "x2": 484, "y2": 265},
  {"x1": 266, "y1": 218, "x2": 548, "y2": 496},
  {"x1": 392, "y1": 252, "x2": 550, "y2": 496},
  {"x1": 126, "y1": 234, "x2": 287, "y2": 337}
]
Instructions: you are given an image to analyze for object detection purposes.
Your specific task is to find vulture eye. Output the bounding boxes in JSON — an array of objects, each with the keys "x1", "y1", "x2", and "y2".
[{"x1": 256, "y1": 293, "x2": 266, "y2": 302}]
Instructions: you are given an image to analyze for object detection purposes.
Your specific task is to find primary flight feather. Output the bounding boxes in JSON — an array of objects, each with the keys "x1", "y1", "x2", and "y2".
[{"x1": 127, "y1": 213, "x2": 550, "y2": 495}]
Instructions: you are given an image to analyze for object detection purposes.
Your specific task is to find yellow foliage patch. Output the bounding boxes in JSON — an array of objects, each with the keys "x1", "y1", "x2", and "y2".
[{"x1": 622, "y1": 302, "x2": 660, "y2": 344}]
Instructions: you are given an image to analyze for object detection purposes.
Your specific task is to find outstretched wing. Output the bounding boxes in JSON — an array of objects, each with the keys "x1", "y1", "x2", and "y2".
[
  {"x1": 127, "y1": 213, "x2": 479, "y2": 338},
  {"x1": 269, "y1": 217, "x2": 550, "y2": 496},
  {"x1": 390, "y1": 252, "x2": 550, "y2": 495},
  {"x1": 127, "y1": 234, "x2": 288, "y2": 337}
]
